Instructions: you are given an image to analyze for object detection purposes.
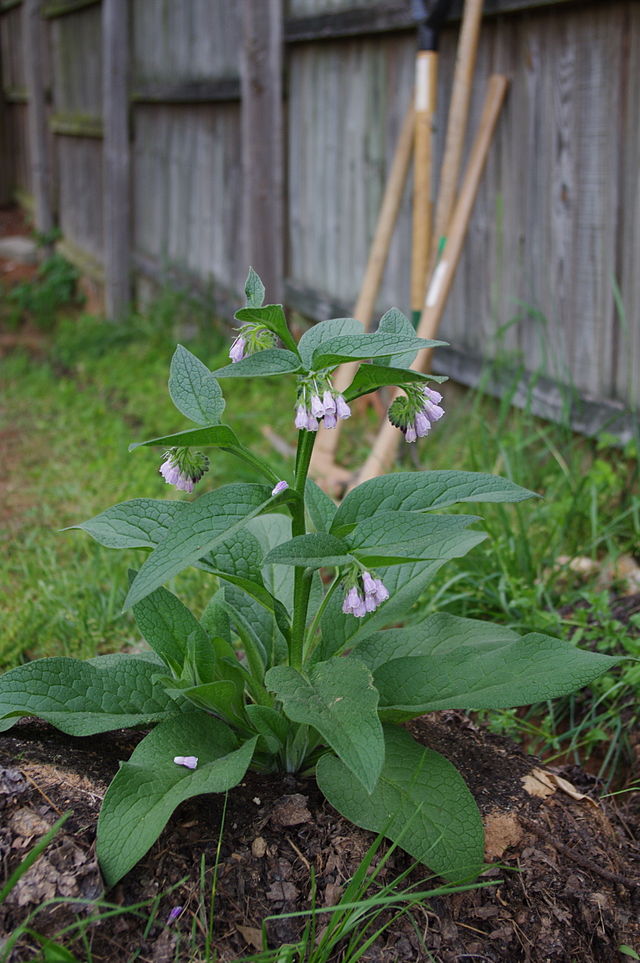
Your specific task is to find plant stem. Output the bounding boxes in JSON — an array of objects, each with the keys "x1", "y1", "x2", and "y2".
[
  {"x1": 224, "y1": 444, "x2": 280, "y2": 485},
  {"x1": 289, "y1": 430, "x2": 316, "y2": 669}
]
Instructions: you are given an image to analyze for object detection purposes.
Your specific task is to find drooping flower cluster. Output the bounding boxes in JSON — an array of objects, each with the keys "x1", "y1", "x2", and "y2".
[
  {"x1": 295, "y1": 376, "x2": 351, "y2": 432},
  {"x1": 229, "y1": 322, "x2": 277, "y2": 363},
  {"x1": 159, "y1": 447, "x2": 209, "y2": 493},
  {"x1": 388, "y1": 384, "x2": 444, "y2": 443},
  {"x1": 342, "y1": 569, "x2": 389, "y2": 618}
]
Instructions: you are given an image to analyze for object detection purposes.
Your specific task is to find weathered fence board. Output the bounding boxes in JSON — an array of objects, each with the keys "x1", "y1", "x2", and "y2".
[{"x1": 50, "y1": 2, "x2": 101, "y2": 116}]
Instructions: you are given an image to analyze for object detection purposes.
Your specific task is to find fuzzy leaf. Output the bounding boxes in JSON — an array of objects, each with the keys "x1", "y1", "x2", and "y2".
[
  {"x1": 376, "y1": 307, "x2": 439, "y2": 367},
  {"x1": 346, "y1": 512, "x2": 486, "y2": 561},
  {"x1": 0, "y1": 657, "x2": 182, "y2": 734},
  {"x1": 353, "y1": 614, "x2": 520, "y2": 672},
  {"x1": 212, "y1": 349, "x2": 301, "y2": 379},
  {"x1": 311, "y1": 333, "x2": 442, "y2": 370},
  {"x1": 344, "y1": 365, "x2": 446, "y2": 403},
  {"x1": 97, "y1": 714, "x2": 256, "y2": 885},
  {"x1": 266, "y1": 658, "x2": 383, "y2": 793},
  {"x1": 244, "y1": 267, "x2": 265, "y2": 307},
  {"x1": 132, "y1": 581, "x2": 209, "y2": 675},
  {"x1": 305, "y1": 478, "x2": 338, "y2": 533},
  {"x1": 374, "y1": 633, "x2": 621, "y2": 720},
  {"x1": 332, "y1": 471, "x2": 538, "y2": 533},
  {"x1": 297, "y1": 318, "x2": 364, "y2": 368},
  {"x1": 168, "y1": 345, "x2": 225, "y2": 426},
  {"x1": 129, "y1": 424, "x2": 240, "y2": 452},
  {"x1": 66, "y1": 498, "x2": 186, "y2": 549},
  {"x1": 264, "y1": 533, "x2": 354, "y2": 569},
  {"x1": 124, "y1": 485, "x2": 273, "y2": 610},
  {"x1": 235, "y1": 303, "x2": 299, "y2": 353},
  {"x1": 316, "y1": 725, "x2": 484, "y2": 881}
]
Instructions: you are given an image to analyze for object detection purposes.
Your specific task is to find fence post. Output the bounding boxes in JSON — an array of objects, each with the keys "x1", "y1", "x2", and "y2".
[
  {"x1": 102, "y1": 0, "x2": 130, "y2": 319},
  {"x1": 22, "y1": 0, "x2": 53, "y2": 234},
  {"x1": 240, "y1": 0, "x2": 284, "y2": 304}
]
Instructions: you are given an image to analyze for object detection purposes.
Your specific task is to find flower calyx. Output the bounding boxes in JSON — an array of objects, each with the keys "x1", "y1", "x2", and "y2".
[
  {"x1": 159, "y1": 447, "x2": 209, "y2": 493},
  {"x1": 388, "y1": 384, "x2": 444, "y2": 443},
  {"x1": 229, "y1": 322, "x2": 277, "y2": 363}
]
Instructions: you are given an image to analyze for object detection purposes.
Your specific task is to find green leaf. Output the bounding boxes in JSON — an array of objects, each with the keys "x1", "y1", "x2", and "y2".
[
  {"x1": 235, "y1": 303, "x2": 299, "y2": 354},
  {"x1": 169, "y1": 680, "x2": 245, "y2": 725},
  {"x1": 0, "y1": 658, "x2": 182, "y2": 735},
  {"x1": 332, "y1": 471, "x2": 538, "y2": 532},
  {"x1": 97, "y1": 713, "x2": 257, "y2": 885},
  {"x1": 346, "y1": 512, "x2": 486, "y2": 561},
  {"x1": 353, "y1": 613, "x2": 520, "y2": 672},
  {"x1": 316, "y1": 725, "x2": 484, "y2": 881},
  {"x1": 244, "y1": 266, "x2": 265, "y2": 307},
  {"x1": 245, "y1": 704, "x2": 290, "y2": 753},
  {"x1": 264, "y1": 533, "x2": 354, "y2": 569},
  {"x1": 373, "y1": 632, "x2": 621, "y2": 721},
  {"x1": 212, "y1": 349, "x2": 301, "y2": 379},
  {"x1": 311, "y1": 333, "x2": 443, "y2": 371},
  {"x1": 305, "y1": 478, "x2": 338, "y2": 532},
  {"x1": 124, "y1": 484, "x2": 273, "y2": 610},
  {"x1": 266, "y1": 658, "x2": 383, "y2": 793},
  {"x1": 344, "y1": 364, "x2": 446, "y2": 403},
  {"x1": 129, "y1": 423, "x2": 240, "y2": 452},
  {"x1": 168, "y1": 345, "x2": 225, "y2": 426},
  {"x1": 66, "y1": 498, "x2": 186, "y2": 549},
  {"x1": 132, "y1": 581, "x2": 209, "y2": 675},
  {"x1": 297, "y1": 318, "x2": 364, "y2": 368},
  {"x1": 375, "y1": 307, "x2": 446, "y2": 368}
]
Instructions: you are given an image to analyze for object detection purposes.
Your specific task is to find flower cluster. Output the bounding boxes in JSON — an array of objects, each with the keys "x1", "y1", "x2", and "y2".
[
  {"x1": 342, "y1": 570, "x2": 389, "y2": 618},
  {"x1": 295, "y1": 376, "x2": 351, "y2": 432},
  {"x1": 388, "y1": 384, "x2": 444, "y2": 443},
  {"x1": 229, "y1": 322, "x2": 277, "y2": 363},
  {"x1": 159, "y1": 448, "x2": 209, "y2": 493}
]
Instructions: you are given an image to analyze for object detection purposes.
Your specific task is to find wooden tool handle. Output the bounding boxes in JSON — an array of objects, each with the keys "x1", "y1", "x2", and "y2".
[
  {"x1": 431, "y1": 0, "x2": 484, "y2": 266},
  {"x1": 411, "y1": 50, "x2": 438, "y2": 321},
  {"x1": 352, "y1": 75, "x2": 509, "y2": 489}
]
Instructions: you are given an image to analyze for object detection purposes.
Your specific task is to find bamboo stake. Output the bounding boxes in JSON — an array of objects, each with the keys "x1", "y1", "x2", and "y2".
[
  {"x1": 430, "y1": 0, "x2": 484, "y2": 268},
  {"x1": 410, "y1": 49, "x2": 438, "y2": 327},
  {"x1": 351, "y1": 75, "x2": 509, "y2": 489}
]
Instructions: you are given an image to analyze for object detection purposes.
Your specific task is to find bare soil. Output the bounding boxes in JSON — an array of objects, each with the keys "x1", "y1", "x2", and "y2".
[{"x1": 1, "y1": 710, "x2": 638, "y2": 962}]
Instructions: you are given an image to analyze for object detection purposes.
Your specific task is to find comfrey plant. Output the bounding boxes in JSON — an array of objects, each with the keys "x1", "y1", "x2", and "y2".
[{"x1": 0, "y1": 269, "x2": 620, "y2": 887}]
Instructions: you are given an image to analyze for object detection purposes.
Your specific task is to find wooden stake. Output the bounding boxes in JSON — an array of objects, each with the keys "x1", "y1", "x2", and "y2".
[
  {"x1": 430, "y1": 0, "x2": 484, "y2": 268},
  {"x1": 352, "y1": 75, "x2": 509, "y2": 489},
  {"x1": 410, "y1": 50, "x2": 438, "y2": 327}
]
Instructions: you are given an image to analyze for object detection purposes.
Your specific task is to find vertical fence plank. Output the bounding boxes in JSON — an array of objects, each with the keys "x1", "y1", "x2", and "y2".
[
  {"x1": 103, "y1": 0, "x2": 130, "y2": 318},
  {"x1": 22, "y1": 0, "x2": 53, "y2": 232},
  {"x1": 240, "y1": 0, "x2": 283, "y2": 303}
]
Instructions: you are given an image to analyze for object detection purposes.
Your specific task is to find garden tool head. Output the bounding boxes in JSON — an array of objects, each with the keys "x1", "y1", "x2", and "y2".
[{"x1": 410, "y1": 0, "x2": 454, "y2": 50}]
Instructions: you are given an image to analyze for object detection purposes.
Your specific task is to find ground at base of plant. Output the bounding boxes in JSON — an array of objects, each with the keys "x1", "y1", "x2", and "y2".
[{"x1": 1, "y1": 712, "x2": 638, "y2": 963}]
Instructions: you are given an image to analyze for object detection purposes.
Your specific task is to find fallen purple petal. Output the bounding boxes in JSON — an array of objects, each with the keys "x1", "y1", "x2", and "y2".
[{"x1": 173, "y1": 755, "x2": 198, "y2": 770}]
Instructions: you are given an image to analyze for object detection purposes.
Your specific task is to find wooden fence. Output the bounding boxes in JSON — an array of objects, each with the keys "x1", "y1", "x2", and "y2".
[{"x1": 1, "y1": 0, "x2": 638, "y2": 439}]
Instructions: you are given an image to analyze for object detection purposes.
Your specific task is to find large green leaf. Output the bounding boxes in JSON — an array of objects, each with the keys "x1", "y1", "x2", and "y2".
[
  {"x1": 266, "y1": 658, "x2": 383, "y2": 793},
  {"x1": 0, "y1": 657, "x2": 182, "y2": 735},
  {"x1": 374, "y1": 633, "x2": 621, "y2": 721},
  {"x1": 376, "y1": 307, "x2": 426, "y2": 368},
  {"x1": 332, "y1": 471, "x2": 538, "y2": 533},
  {"x1": 124, "y1": 484, "x2": 273, "y2": 610},
  {"x1": 311, "y1": 333, "x2": 441, "y2": 371},
  {"x1": 316, "y1": 725, "x2": 484, "y2": 881},
  {"x1": 234, "y1": 304, "x2": 299, "y2": 354},
  {"x1": 297, "y1": 318, "x2": 364, "y2": 369},
  {"x1": 128, "y1": 424, "x2": 240, "y2": 452},
  {"x1": 353, "y1": 614, "x2": 520, "y2": 671},
  {"x1": 66, "y1": 498, "x2": 186, "y2": 549},
  {"x1": 97, "y1": 713, "x2": 257, "y2": 885},
  {"x1": 344, "y1": 365, "x2": 446, "y2": 403},
  {"x1": 168, "y1": 345, "x2": 225, "y2": 426},
  {"x1": 132, "y1": 581, "x2": 209, "y2": 675},
  {"x1": 212, "y1": 349, "x2": 301, "y2": 379},
  {"x1": 346, "y1": 512, "x2": 486, "y2": 561},
  {"x1": 264, "y1": 533, "x2": 354, "y2": 569}
]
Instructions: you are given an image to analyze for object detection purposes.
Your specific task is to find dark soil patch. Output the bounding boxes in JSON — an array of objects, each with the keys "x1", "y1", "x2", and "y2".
[{"x1": 1, "y1": 714, "x2": 638, "y2": 962}]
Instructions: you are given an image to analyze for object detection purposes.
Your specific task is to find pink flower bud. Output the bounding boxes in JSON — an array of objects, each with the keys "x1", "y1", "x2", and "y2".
[
  {"x1": 323, "y1": 410, "x2": 337, "y2": 430},
  {"x1": 322, "y1": 390, "x2": 337, "y2": 414},
  {"x1": 229, "y1": 335, "x2": 246, "y2": 363},
  {"x1": 335, "y1": 395, "x2": 351, "y2": 420},
  {"x1": 310, "y1": 394, "x2": 325, "y2": 418},
  {"x1": 271, "y1": 480, "x2": 289, "y2": 496}
]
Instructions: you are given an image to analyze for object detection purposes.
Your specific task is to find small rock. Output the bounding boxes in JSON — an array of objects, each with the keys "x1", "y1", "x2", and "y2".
[
  {"x1": 251, "y1": 836, "x2": 267, "y2": 858},
  {"x1": 9, "y1": 807, "x2": 53, "y2": 838},
  {"x1": 270, "y1": 793, "x2": 311, "y2": 827},
  {"x1": 266, "y1": 880, "x2": 299, "y2": 902}
]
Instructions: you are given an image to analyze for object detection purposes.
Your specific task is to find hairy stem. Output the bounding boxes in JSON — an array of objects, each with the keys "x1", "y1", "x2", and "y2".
[{"x1": 289, "y1": 430, "x2": 316, "y2": 669}]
